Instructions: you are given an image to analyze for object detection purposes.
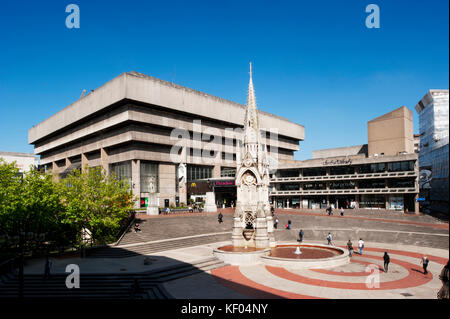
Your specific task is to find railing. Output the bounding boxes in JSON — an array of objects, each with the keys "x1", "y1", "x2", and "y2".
[{"x1": 271, "y1": 170, "x2": 417, "y2": 183}]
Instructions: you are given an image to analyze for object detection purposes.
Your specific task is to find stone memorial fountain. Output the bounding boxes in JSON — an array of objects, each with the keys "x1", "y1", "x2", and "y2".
[{"x1": 214, "y1": 64, "x2": 349, "y2": 269}]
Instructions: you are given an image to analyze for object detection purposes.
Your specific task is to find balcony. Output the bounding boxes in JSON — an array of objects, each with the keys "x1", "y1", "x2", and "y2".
[
  {"x1": 270, "y1": 170, "x2": 417, "y2": 183},
  {"x1": 269, "y1": 187, "x2": 418, "y2": 196}
]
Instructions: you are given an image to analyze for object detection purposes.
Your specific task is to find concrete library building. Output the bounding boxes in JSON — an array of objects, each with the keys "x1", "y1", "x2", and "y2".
[
  {"x1": 29, "y1": 72, "x2": 419, "y2": 213},
  {"x1": 28, "y1": 71, "x2": 304, "y2": 209}
]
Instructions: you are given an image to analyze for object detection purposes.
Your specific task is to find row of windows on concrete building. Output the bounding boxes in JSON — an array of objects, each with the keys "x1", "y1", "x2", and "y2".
[
  {"x1": 108, "y1": 162, "x2": 238, "y2": 193},
  {"x1": 275, "y1": 161, "x2": 415, "y2": 178},
  {"x1": 275, "y1": 178, "x2": 416, "y2": 191}
]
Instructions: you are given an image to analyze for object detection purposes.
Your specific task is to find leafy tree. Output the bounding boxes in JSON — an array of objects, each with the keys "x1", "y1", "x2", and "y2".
[
  {"x1": 0, "y1": 160, "x2": 64, "y2": 255},
  {"x1": 58, "y1": 166, "x2": 134, "y2": 248}
]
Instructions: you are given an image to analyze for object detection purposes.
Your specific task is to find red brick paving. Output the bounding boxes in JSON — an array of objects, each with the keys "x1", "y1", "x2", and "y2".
[
  {"x1": 266, "y1": 250, "x2": 439, "y2": 290},
  {"x1": 211, "y1": 247, "x2": 446, "y2": 298},
  {"x1": 312, "y1": 259, "x2": 384, "y2": 277},
  {"x1": 211, "y1": 265, "x2": 322, "y2": 299}
]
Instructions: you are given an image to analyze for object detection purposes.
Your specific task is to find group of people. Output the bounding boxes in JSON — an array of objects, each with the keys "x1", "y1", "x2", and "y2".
[
  {"x1": 326, "y1": 206, "x2": 345, "y2": 216},
  {"x1": 345, "y1": 238, "x2": 365, "y2": 255}
]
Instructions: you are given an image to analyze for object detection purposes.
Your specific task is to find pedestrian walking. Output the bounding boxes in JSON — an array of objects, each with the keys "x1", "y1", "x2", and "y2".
[
  {"x1": 383, "y1": 252, "x2": 390, "y2": 273},
  {"x1": 299, "y1": 229, "x2": 304, "y2": 242},
  {"x1": 43, "y1": 256, "x2": 52, "y2": 280},
  {"x1": 218, "y1": 212, "x2": 223, "y2": 223},
  {"x1": 421, "y1": 256, "x2": 430, "y2": 275},
  {"x1": 437, "y1": 261, "x2": 449, "y2": 299},
  {"x1": 358, "y1": 238, "x2": 364, "y2": 255},
  {"x1": 347, "y1": 240, "x2": 353, "y2": 257},
  {"x1": 327, "y1": 233, "x2": 333, "y2": 245},
  {"x1": 274, "y1": 218, "x2": 279, "y2": 229},
  {"x1": 340, "y1": 207, "x2": 344, "y2": 216}
]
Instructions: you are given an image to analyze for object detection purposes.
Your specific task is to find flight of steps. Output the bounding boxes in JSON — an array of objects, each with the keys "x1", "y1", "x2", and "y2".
[
  {"x1": 87, "y1": 232, "x2": 231, "y2": 258},
  {"x1": 273, "y1": 228, "x2": 449, "y2": 249},
  {"x1": 0, "y1": 257, "x2": 226, "y2": 300}
]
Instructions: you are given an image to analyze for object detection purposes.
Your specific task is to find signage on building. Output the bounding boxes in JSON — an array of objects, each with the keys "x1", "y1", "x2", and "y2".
[
  {"x1": 215, "y1": 180, "x2": 235, "y2": 187},
  {"x1": 322, "y1": 159, "x2": 352, "y2": 166}
]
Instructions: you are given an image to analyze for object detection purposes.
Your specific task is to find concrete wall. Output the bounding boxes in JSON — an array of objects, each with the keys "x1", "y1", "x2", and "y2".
[
  {"x1": 312, "y1": 145, "x2": 367, "y2": 159},
  {"x1": 368, "y1": 106, "x2": 414, "y2": 157},
  {"x1": 29, "y1": 72, "x2": 304, "y2": 145}
]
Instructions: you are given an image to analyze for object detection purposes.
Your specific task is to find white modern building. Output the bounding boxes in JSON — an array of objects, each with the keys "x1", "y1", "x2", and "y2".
[
  {"x1": 414, "y1": 89, "x2": 449, "y2": 213},
  {"x1": 0, "y1": 151, "x2": 39, "y2": 174}
]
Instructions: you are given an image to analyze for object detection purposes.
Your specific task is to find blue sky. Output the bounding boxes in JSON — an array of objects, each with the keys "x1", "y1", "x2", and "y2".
[{"x1": 0, "y1": 0, "x2": 448, "y2": 160}]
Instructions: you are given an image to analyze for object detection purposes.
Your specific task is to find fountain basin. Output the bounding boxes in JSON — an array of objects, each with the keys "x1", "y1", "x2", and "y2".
[
  {"x1": 214, "y1": 243, "x2": 349, "y2": 268},
  {"x1": 261, "y1": 243, "x2": 349, "y2": 269},
  {"x1": 213, "y1": 245, "x2": 270, "y2": 265}
]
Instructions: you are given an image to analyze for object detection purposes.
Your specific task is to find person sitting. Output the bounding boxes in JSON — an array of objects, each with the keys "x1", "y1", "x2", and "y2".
[{"x1": 285, "y1": 220, "x2": 292, "y2": 230}]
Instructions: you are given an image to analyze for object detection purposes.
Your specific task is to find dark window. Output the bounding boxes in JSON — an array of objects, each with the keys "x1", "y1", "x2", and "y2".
[
  {"x1": 303, "y1": 167, "x2": 327, "y2": 177},
  {"x1": 329, "y1": 166, "x2": 355, "y2": 175},
  {"x1": 358, "y1": 179, "x2": 385, "y2": 189},
  {"x1": 302, "y1": 182, "x2": 326, "y2": 190},
  {"x1": 330, "y1": 181, "x2": 355, "y2": 189},
  {"x1": 279, "y1": 183, "x2": 300, "y2": 191},
  {"x1": 387, "y1": 161, "x2": 414, "y2": 172},
  {"x1": 387, "y1": 178, "x2": 415, "y2": 188},
  {"x1": 276, "y1": 169, "x2": 299, "y2": 178}
]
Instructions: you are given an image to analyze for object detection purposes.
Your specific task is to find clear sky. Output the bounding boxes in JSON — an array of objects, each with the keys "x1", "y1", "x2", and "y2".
[{"x1": 0, "y1": 0, "x2": 448, "y2": 160}]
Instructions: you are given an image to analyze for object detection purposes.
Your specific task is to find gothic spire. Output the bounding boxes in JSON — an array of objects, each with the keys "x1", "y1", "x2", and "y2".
[{"x1": 245, "y1": 62, "x2": 259, "y2": 132}]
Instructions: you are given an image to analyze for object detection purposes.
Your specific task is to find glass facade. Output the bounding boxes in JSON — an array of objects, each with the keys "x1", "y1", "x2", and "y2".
[
  {"x1": 279, "y1": 183, "x2": 300, "y2": 191},
  {"x1": 387, "y1": 178, "x2": 415, "y2": 188},
  {"x1": 141, "y1": 162, "x2": 159, "y2": 193},
  {"x1": 387, "y1": 161, "x2": 414, "y2": 172},
  {"x1": 276, "y1": 169, "x2": 299, "y2": 178},
  {"x1": 329, "y1": 166, "x2": 355, "y2": 175},
  {"x1": 110, "y1": 161, "x2": 132, "y2": 186},
  {"x1": 302, "y1": 182, "x2": 326, "y2": 190},
  {"x1": 220, "y1": 167, "x2": 236, "y2": 178},
  {"x1": 359, "y1": 195, "x2": 385, "y2": 208},
  {"x1": 187, "y1": 165, "x2": 212, "y2": 181},
  {"x1": 303, "y1": 167, "x2": 326, "y2": 176},
  {"x1": 358, "y1": 179, "x2": 385, "y2": 189},
  {"x1": 330, "y1": 181, "x2": 355, "y2": 189},
  {"x1": 357, "y1": 163, "x2": 386, "y2": 174}
]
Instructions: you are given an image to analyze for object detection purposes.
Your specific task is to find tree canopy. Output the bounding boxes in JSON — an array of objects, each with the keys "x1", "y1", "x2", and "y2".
[{"x1": 0, "y1": 160, "x2": 134, "y2": 255}]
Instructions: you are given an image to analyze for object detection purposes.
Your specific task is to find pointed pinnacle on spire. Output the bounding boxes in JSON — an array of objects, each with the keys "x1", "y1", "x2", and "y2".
[{"x1": 246, "y1": 62, "x2": 257, "y2": 116}]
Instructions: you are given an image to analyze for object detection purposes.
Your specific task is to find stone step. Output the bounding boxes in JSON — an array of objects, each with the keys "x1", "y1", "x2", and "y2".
[
  {"x1": 273, "y1": 228, "x2": 449, "y2": 249},
  {"x1": 87, "y1": 234, "x2": 230, "y2": 258},
  {"x1": 0, "y1": 257, "x2": 226, "y2": 299}
]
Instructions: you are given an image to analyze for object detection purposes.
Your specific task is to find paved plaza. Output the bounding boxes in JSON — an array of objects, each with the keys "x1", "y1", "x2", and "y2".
[{"x1": 2, "y1": 209, "x2": 448, "y2": 300}]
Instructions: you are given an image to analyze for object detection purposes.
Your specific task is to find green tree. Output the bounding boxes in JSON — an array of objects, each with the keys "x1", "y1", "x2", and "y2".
[
  {"x1": 58, "y1": 167, "x2": 134, "y2": 248},
  {"x1": 0, "y1": 160, "x2": 64, "y2": 255},
  {"x1": 0, "y1": 159, "x2": 23, "y2": 239}
]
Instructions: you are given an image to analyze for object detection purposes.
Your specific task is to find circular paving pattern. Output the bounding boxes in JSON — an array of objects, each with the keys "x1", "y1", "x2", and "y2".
[{"x1": 208, "y1": 244, "x2": 448, "y2": 299}]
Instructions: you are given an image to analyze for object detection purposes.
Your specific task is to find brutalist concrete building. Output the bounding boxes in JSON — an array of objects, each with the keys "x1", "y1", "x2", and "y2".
[{"x1": 28, "y1": 71, "x2": 305, "y2": 208}]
